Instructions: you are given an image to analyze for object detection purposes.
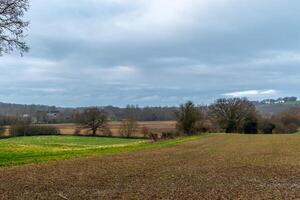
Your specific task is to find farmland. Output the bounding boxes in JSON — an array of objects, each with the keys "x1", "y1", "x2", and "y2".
[
  {"x1": 1, "y1": 134, "x2": 300, "y2": 199},
  {"x1": 0, "y1": 134, "x2": 203, "y2": 167},
  {"x1": 53, "y1": 121, "x2": 176, "y2": 137},
  {"x1": 0, "y1": 121, "x2": 177, "y2": 138},
  {"x1": 0, "y1": 136, "x2": 147, "y2": 166}
]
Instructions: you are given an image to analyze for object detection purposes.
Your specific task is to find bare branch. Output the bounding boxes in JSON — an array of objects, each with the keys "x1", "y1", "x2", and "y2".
[{"x1": 0, "y1": 0, "x2": 29, "y2": 55}]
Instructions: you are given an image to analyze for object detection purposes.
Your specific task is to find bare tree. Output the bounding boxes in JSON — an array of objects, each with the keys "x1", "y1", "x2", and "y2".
[
  {"x1": 119, "y1": 119, "x2": 138, "y2": 138},
  {"x1": 0, "y1": 0, "x2": 29, "y2": 55},
  {"x1": 209, "y1": 98, "x2": 257, "y2": 133},
  {"x1": 76, "y1": 107, "x2": 108, "y2": 136}
]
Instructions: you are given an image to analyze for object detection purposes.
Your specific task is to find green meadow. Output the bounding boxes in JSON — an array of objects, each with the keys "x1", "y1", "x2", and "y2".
[
  {"x1": 0, "y1": 135, "x2": 206, "y2": 167},
  {"x1": 0, "y1": 136, "x2": 146, "y2": 166}
]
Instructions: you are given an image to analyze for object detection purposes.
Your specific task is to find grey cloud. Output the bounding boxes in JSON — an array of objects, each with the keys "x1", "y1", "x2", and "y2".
[{"x1": 0, "y1": 0, "x2": 299, "y2": 106}]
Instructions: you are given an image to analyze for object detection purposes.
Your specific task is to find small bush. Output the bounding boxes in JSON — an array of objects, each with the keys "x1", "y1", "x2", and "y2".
[
  {"x1": 119, "y1": 119, "x2": 138, "y2": 138},
  {"x1": 258, "y1": 119, "x2": 275, "y2": 134},
  {"x1": 74, "y1": 127, "x2": 82, "y2": 135},
  {"x1": 10, "y1": 124, "x2": 61, "y2": 137},
  {"x1": 102, "y1": 126, "x2": 113, "y2": 137},
  {"x1": 193, "y1": 120, "x2": 214, "y2": 133},
  {"x1": 149, "y1": 133, "x2": 159, "y2": 141},
  {"x1": 243, "y1": 116, "x2": 258, "y2": 134},
  {"x1": 161, "y1": 131, "x2": 177, "y2": 140}
]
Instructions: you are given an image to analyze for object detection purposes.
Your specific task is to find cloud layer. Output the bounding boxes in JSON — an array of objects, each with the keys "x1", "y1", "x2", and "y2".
[
  {"x1": 0, "y1": 0, "x2": 299, "y2": 106},
  {"x1": 224, "y1": 90, "x2": 278, "y2": 98}
]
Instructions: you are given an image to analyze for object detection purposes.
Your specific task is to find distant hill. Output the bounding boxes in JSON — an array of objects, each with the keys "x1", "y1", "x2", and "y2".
[
  {"x1": 254, "y1": 103, "x2": 300, "y2": 114},
  {"x1": 0, "y1": 102, "x2": 62, "y2": 116},
  {"x1": 254, "y1": 96, "x2": 300, "y2": 114}
]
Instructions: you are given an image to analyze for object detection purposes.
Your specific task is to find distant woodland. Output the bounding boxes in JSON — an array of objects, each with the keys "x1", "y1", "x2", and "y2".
[{"x1": 0, "y1": 97, "x2": 299, "y2": 124}]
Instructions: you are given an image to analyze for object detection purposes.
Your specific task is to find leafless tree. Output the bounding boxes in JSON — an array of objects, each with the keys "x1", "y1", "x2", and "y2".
[
  {"x1": 76, "y1": 107, "x2": 108, "y2": 136},
  {"x1": 0, "y1": 0, "x2": 29, "y2": 55},
  {"x1": 119, "y1": 119, "x2": 138, "y2": 138},
  {"x1": 209, "y1": 98, "x2": 257, "y2": 133}
]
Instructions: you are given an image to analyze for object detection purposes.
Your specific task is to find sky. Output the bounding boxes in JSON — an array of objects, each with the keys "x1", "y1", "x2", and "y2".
[{"x1": 0, "y1": 0, "x2": 300, "y2": 107}]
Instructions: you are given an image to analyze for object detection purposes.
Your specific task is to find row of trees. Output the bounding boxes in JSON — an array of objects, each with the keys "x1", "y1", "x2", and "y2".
[
  {"x1": 75, "y1": 99, "x2": 261, "y2": 137},
  {"x1": 1, "y1": 98, "x2": 300, "y2": 124},
  {"x1": 0, "y1": 104, "x2": 177, "y2": 124},
  {"x1": 1, "y1": 98, "x2": 299, "y2": 139},
  {"x1": 0, "y1": 108, "x2": 141, "y2": 138},
  {"x1": 176, "y1": 98, "x2": 300, "y2": 135},
  {"x1": 74, "y1": 98, "x2": 300, "y2": 139},
  {"x1": 74, "y1": 98, "x2": 300, "y2": 138}
]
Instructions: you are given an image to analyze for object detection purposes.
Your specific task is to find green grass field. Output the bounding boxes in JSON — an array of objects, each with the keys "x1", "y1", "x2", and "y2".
[
  {"x1": 0, "y1": 136, "x2": 147, "y2": 166},
  {"x1": 0, "y1": 135, "x2": 206, "y2": 167}
]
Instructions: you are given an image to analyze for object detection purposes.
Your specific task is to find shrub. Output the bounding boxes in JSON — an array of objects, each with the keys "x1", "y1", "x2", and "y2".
[
  {"x1": 161, "y1": 131, "x2": 177, "y2": 140},
  {"x1": 272, "y1": 121, "x2": 289, "y2": 134},
  {"x1": 243, "y1": 115, "x2": 258, "y2": 134},
  {"x1": 74, "y1": 127, "x2": 82, "y2": 135},
  {"x1": 10, "y1": 124, "x2": 61, "y2": 137},
  {"x1": 149, "y1": 133, "x2": 159, "y2": 141},
  {"x1": 102, "y1": 126, "x2": 113, "y2": 137},
  {"x1": 193, "y1": 120, "x2": 214, "y2": 133},
  {"x1": 258, "y1": 118, "x2": 275, "y2": 134}
]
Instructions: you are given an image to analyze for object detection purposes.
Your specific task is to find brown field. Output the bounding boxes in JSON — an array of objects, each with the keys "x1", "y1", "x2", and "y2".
[
  {"x1": 1, "y1": 134, "x2": 300, "y2": 199},
  {"x1": 0, "y1": 121, "x2": 176, "y2": 138},
  {"x1": 48, "y1": 121, "x2": 177, "y2": 137}
]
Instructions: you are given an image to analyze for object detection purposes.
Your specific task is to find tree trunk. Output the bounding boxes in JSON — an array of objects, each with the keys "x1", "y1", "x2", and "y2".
[{"x1": 92, "y1": 128, "x2": 97, "y2": 136}]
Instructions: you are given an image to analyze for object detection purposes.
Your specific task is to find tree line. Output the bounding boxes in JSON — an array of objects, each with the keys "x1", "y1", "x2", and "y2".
[
  {"x1": 0, "y1": 104, "x2": 177, "y2": 124},
  {"x1": 1, "y1": 98, "x2": 300, "y2": 139},
  {"x1": 0, "y1": 97, "x2": 299, "y2": 124},
  {"x1": 73, "y1": 98, "x2": 300, "y2": 139},
  {"x1": 176, "y1": 98, "x2": 300, "y2": 135}
]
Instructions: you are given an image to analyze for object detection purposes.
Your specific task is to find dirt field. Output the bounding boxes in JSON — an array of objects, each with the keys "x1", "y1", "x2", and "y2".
[{"x1": 1, "y1": 134, "x2": 300, "y2": 199}]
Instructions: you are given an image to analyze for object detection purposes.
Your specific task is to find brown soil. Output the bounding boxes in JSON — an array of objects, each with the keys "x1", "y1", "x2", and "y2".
[{"x1": 1, "y1": 134, "x2": 300, "y2": 199}]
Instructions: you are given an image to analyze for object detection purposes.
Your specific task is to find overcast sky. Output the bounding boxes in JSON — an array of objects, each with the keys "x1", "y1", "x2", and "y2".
[{"x1": 0, "y1": 0, "x2": 299, "y2": 107}]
